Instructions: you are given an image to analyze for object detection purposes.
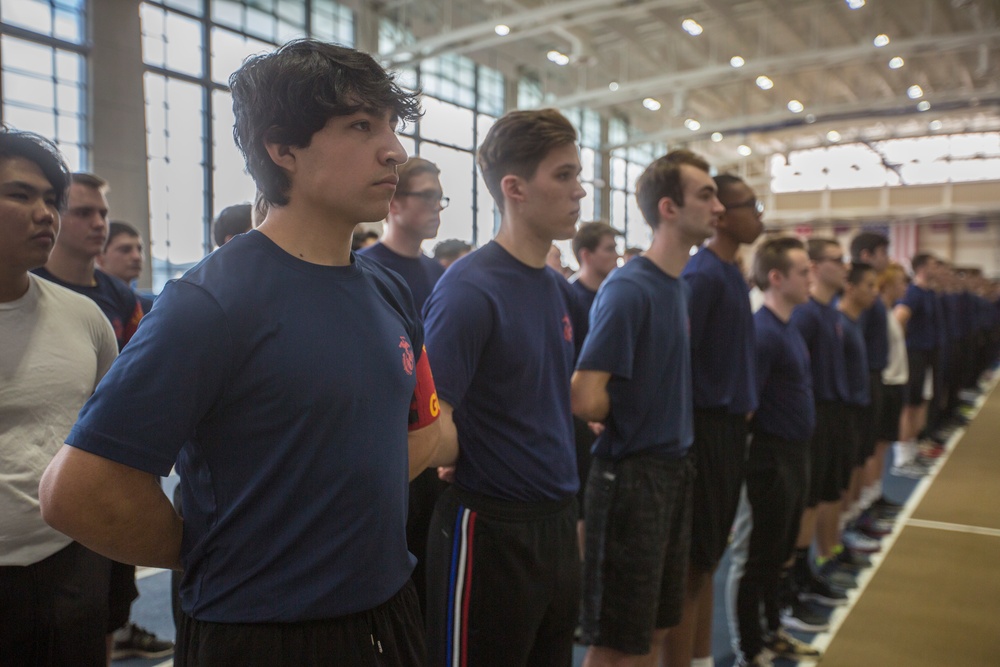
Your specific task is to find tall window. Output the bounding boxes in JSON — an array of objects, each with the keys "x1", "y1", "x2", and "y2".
[
  {"x1": 0, "y1": 0, "x2": 88, "y2": 169},
  {"x1": 140, "y1": 0, "x2": 355, "y2": 289}
]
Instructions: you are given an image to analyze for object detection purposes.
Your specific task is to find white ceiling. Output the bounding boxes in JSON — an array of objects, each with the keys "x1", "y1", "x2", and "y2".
[{"x1": 371, "y1": 0, "x2": 1000, "y2": 182}]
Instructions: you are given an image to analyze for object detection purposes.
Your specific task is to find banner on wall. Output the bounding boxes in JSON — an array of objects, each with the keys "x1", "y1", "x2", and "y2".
[
  {"x1": 795, "y1": 224, "x2": 813, "y2": 238},
  {"x1": 889, "y1": 220, "x2": 919, "y2": 267},
  {"x1": 930, "y1": 220, "x2": 952, "y2": 233},
  {"x1": 967, "y1": 218, "x2": 987, "y2": 232}
]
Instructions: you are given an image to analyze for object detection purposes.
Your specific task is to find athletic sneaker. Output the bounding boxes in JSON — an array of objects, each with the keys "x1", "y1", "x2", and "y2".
[
  {"x1": 854, "y1": 512, "x2": 893, "y2": 538},
  {"x1": 891, "y1": 460, "x2": 930, "y2": 479},
  {"x1": 919, "y1": 442, "x2": 946, "y2": 459},
  {"x1": 765, "y1": 628, "x2": 822, "y2": 660},
  {"x1": 870, "y1": 496, "x2": 903, "y2": 518},
  {"x1": 842, "y1": 529, "x2": 881, "y2": 554},
  {"x1": 836, "y1": 547, "x2": 872, "y2": 570},
  {"x1": 734, "y1": 651, "x2": 774, "y2": 667},
  {"x1": 780, "y1": 600, "x2": 831, "y2": 633},
  {"x1": 111, "y1": 622, "x2": 174, "y2": 660},
  {"x1": 815, "y1": 559, "x2": 857, "y2": 590},
  {"x1": 799, "y1": 572, "x2": 849, "y2": 607}
]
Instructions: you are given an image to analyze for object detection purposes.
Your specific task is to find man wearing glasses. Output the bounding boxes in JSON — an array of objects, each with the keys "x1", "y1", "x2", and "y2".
[{"x1": 359, "y1": 156, "x2": 449, "y2": 311}]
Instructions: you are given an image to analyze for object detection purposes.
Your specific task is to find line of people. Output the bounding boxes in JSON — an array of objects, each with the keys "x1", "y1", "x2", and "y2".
[{"x1": 2, "y1": 37, "x2": 999, "y2": 667}]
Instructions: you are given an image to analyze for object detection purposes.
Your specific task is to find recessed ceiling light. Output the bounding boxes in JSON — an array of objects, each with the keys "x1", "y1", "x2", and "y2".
[
  {"x1": 756, "y1": 75, "x2": 774, "y2": 90},
  {"x1": 684, "y1": 118, "x2": 701, "y2": 131},
  {"x1": 609, "y1": 81, "x2": 619, "y2": 91},
  {"x1": 730, "y1": 56, "x2": 745, "y2": 68},
  {"x1": 682, "y1": 19, "x2": 703, "y2": 36},
  {"x1": 494, "y1": 24, "x2": 510, "y2": 36},
  {"x1": 846, "y1": 0, "x2": 866, "y2": 8},
  {"x1": 889, "y1": 57, "x2": 904, "y2": 69},
  {"x1": 917, "y1": 100, "x2": 931, "y2": 111},
  {"x1": 737, "y1": 144, "x2": 752, "y2": 156},
  {"x1": 874, "y1": 34, "x2": 889, "y2": 47},
  {"x1": 546, "y1": 50, "x2": 570, "y2": 66},
  {"x1": 827, "y1": 130, "x2": 842, "y2": 142},
  {"x1": 907, "y1": 85, "x2": 924, "y2": 99},
  {"x1": 711, "y1": 132, "x2": 724, "y2": 142},
  {"x1": 929, "y1": 120, "x2": 943, "y2": 131},
  {"x1": 643, "y1": 97, "x2": 662, "y2": 111},
  {"x1": 787, "y1": 100, "x2": 804, "y2": 113}
]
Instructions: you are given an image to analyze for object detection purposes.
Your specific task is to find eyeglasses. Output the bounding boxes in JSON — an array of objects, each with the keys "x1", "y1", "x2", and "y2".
[
  {"x1": 397, "y1": 190, "x2": 450, "y2": 209},
  {"x1": 723, "y1": 197, "x2": 764, "y2": 215}
]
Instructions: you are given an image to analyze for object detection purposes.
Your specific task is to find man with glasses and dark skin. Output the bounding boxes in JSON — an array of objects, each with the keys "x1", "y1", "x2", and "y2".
[
  {"x1": 360, "y1": 156, "x2": 448, "y2": 311},
  {"x1": 664, "y1": 174, "x2": 762, "y2": 667}
]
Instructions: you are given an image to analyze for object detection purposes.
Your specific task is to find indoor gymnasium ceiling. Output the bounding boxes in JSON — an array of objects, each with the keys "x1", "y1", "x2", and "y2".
[{"x1": 369, "y1": 0, "x2": 1000, "y2": 177}]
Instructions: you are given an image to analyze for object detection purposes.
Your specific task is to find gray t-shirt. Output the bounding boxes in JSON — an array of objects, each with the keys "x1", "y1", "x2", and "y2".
[{"x1": 0, "y1": 274, "x2": 117, "y2": 565}]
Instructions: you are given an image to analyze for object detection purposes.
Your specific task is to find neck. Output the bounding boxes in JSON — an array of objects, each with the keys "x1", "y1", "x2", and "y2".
[
  {"x1": 44, "y1": 246, "x2": 97, "y2": 286},
  {"x1": 811, "y1": 282, "x2": 837, "y2": 305},
  {"x1": 493, "y1": 214, "x2": 552, "y2": 269},
  {"x1": 642, "y1": 223, "x2": 696, "y2": 278},
  {"x1": 706, "y1": 233, "x2": 740, "y2": 263},
  {"x1": 380, "y1": 223, "x2": 424, "y2": 258},
  {"x1": 0, "y1": 271, "x2": 31, "y2": 303},
  {"x1": 838, "y1": 297, "x2": 863, "y2": 320},
  {"x1": 257, "y1": 203, "x2": 354, "y2": 266},
  {"x1": 575, "y1": 266, "x2": 605, "y2": 292},
  {"x1": 762, "y1": 291, "x2": 795, "y2": 322}
]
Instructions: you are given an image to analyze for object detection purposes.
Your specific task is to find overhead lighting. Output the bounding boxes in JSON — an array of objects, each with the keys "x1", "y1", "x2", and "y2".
[
  {"x1": 846, "y1": 0, "x2": 865, "y2": 8},
  {"x1": 608, "y1": 81, "x2": 619, "y2": 92},
  {"x1": 827, "y1": 130, "x2": 842, "y2": 142},
  {"x1": 643, "y1": 97, "x2": 662, "y2": 111},
  {"x1": 711, "y1": 132, "x2": 724, "y2": 142},
  {"x1": 917, "y1": 100, "x2": 931, "y2": 111},
  {"x1": 737, "y1": 144, "x2": 752, "y2": 156},
  {"x1": 805, "y1": 113, "x2": 817, "y2": 124},
  {"x1": 889, "y1": 56, "x2": 905, "y2": 69},
  {"x1": 684, "y1": 118, "x2": 701, "y2": 131},
  {"x1": 907, "y1": 84, "x2": 924, "y2": 99},
  {"x1": 873, "y1": 34, "x2": 890, "y2": 47},
  {"x1": 730, "y1": 55, "x2": 745, "y2": 68},
  {"x1": 787, "y1": 99, "x2": 804, "y2": 113},
  {"x1": 494, "y1": 24, "x2": 510, "y2": 36},
  {"x1": 929, "y1": 120, "x2": 943, "y2": 131},
  {"x1": 682, "y1": 19, "x2": 703, "y2": 36},
  {"x1": 546, "y1": 50, "x2": 570, "y2": 66},
  {"x1": 756, "y1": 75, "x2": 774, "y2": 90}
]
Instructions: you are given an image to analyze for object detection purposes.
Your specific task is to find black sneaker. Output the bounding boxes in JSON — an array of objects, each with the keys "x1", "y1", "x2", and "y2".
[
  {"x1": 870, "y1": 496, "x2": 903, "y2": 518},
  {"x1": 836, "y1": 547, "x2": 872, "y2": 571},
  {"x1": 799, "y1": 572, "x2": 849, "y2": 607},
  {"x1": 765, "y1": 628, "x2": 823, "y2": 660},
  {"x1": 111, "y1": 622, "x2": 174, "y2": 660},
  {"x1": 780, "y1": 600, "x2": 831, "y2": 633}
]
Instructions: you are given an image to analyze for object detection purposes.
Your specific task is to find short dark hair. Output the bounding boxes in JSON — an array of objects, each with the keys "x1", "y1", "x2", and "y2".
[
  {"x1": 71, "y1": 172, "x2": 108, "y2": 194},
  {"x1": 396, "y1": 157, "x2": 440, "y2": 196},
  {"x1": 752, "y1": 236, "x2": 805, "y2": 288},
  {"x1": 635, "y1": 149, "x2": 711, "y2": 228},
  {"x1": 850, "y1": 231, "x2": 888, "y2": 262},
  {"x1": 433, "y1": 238, "x2": 473, "y2": 261},
  {"x1": 477, "y1": 108, "x2": 577, "y2": 213},
  {"x1": 847, "y1": 261, "x2": 875, "y2": 285},
  {"x1": 806, "y1": 237, "x2": 841, "y2": 262},
  {"x1": 213, "y1": 203, "x2": 253, "y2": 247},
  {"x1": 106, "y1": 221, "x2": 140, "y2": 249},
  {"x1": 911, "y1": 253, "x2": 937, "y2": 273},
  {"x1": 572, "y1": 221, "x2": 620, "y2": 262},
  {"x1": 714, "y1": 173, "x2": 744, "y2": 200},
  {"x1": 0, "y1": 126, "x2": 71, "y2": 210},
  {"x1": 230, "y1": 39, "x2": 421, "y2": 207}
]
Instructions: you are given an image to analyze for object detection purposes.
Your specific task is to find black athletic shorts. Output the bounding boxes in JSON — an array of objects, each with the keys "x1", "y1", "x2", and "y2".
[
  {"x1": 108, "y1": 560, "x2": 139, "y2": 632},
  {"x1": 175, "y1": 580, "x2": 425, "y2": 667},
  {"x1": 807, "y1": 402, "x2": 847, "y2": 506},
  {"x1": 878, "y1": 384, "x2": 906, "y2": 443},
  {"x1": 840, "y1": 405, "x2": 863, "y2": 490},
  {"x1": 689, "y1": 409, "x2": 749, "y2": 571},
  {"x1": 425, "y1": 486, "x2": 579, "y2": 667},
  {"x1": 905, "y1": 348, "x2": 936, "y2": 406},
  {"x1": 579, "y1": 452, "x2": 694, "y2": 655},
  {"x1": 857, "y1": 372, "x2": 883, "y2": 464}
]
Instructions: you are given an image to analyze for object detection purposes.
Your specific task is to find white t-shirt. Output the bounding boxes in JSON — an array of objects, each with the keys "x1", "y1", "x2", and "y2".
[
  {"x1": 0, "y1": 274, "x2": 117, "y2": 565},
  {"x1": 882, "y1": 305, "x2": 909, "y2": 386}
]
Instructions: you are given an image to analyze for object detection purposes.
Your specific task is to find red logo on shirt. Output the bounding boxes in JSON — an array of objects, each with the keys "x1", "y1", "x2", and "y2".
[
  {"x1": 400, "y1": 337, "x2": 415, "y2": 375},
  {"x1": 562, "y1": 314, "x2": 573, "y2": 343}
]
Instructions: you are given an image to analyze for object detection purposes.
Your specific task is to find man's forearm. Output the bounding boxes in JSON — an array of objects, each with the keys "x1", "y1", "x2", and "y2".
[{"x1": 40, "y1": 446, "x2": 183, "y2": 570}]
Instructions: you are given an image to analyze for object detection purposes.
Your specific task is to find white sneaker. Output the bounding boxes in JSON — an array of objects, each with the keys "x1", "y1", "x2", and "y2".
[{"x1": 891, "y1": 460, "x2": 930, "y2": 479}]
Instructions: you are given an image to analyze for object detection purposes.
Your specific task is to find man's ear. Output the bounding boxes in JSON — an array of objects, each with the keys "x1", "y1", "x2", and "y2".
[
  {"x1": 657, "y1": 196, "x2": 678, "y2": 223},
  {"x1": 500, "y1": 174, "x2": 525, "y2": 206},
  {"x1": 263, "y1": 128, "x2": 296, "y2": 173}
]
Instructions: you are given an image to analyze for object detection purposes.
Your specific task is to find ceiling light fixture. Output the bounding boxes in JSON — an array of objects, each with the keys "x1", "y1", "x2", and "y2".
[
  {"x1": 907, "y1": 84, "x2": 924, "y2": 99},
  {"x1": 756, "y1": 75, "x2": 774, "y2": 90},
  {"x1": 846, "y1": 0, "x2": 866, "y2": 8},
  {"x1": 494, "y1": 24, "x2": 510, "y2": 36},
  {"x1": 737, "y1": 144, "x2": 752, "y2": 156},
  {"x1": 547, "y1": 50, "x2": 570, "y2": 66},
  {"x1": 682, "y1": 19, "x2": 703, "y2": 36},
  {"x1": 730, "y1": 55, "x2": 745, "y2": 68},
  {"x1": 684, "y1": 118, "x2": 701, "y2": 131},
  {"x1": 711, "y1": 132, "x2": 724, "y2": 142},
  {"x1": 889, "y1": 56, "x2": 904, "y2": 69},
  {"x1": 929, "y1": 120, "x2": 943, "y2": 131},
  {"x1": 827, "y1": 130, "x2": 842, "y2": 142},
  {"x1": 643, "y1": 97, "x2": 662, "y2": 111},
  {"x1": 787, "y1": 100, "x2": 804, "y2": 113},
  {"x1": 873, "y1": 34, "x2": 889, "y2": 47},
  {"x1": 609, "y1": 81, "x2": 619, "y2": 91},
  {"x1": 917, "y1": 100, "x2": 931, "y2": 111}
]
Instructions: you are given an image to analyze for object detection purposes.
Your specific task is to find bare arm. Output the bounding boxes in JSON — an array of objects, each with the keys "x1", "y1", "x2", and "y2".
[
  {"x1": 427, "y1": 399, "x2": 459, "y2": 469},
  {"x1": 571, "y1": 369, "x2": 613, "y2": 423},
  {"x1": 893, "y1": 303, "x2": 911, "y2": 332},
  {"x1": 408, "y1": 418, "x2": 441, "y2": 480},
  {"x1": 39, "y1": 446, "x2": 182, "y2": 570}
]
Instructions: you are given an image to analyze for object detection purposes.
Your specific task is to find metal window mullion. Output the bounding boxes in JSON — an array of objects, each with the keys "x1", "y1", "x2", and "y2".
[{"x1": 200, "y1": 0, "x2": 213, "y2": 255}]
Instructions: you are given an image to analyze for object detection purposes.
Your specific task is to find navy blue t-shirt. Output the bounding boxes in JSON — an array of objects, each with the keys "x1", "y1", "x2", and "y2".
[
  {"x1": 859, "y1": 297, "x2": 889, "y2": 372},
  {"x1": 791, "y1": 296, "x2": 849, "y2": 403},
  {"x1": 840, "y1": 311, "x2": 871, "y2": 407},
  {"x1": 681, "y1": 247, "x2": 758, "y2": 415},
  {"x1": 569, "y1": 277, "x2": 598, "y2": 318},
  {"x1": 33, "y1": 266, "x2": 143, "y2": 350},
  {"x1": 899, "y1": 283, "x2": 938, "y2": 352},
  {"x1": 67, "y1": 231, "x2": 420, "y2": 623},
  {"x1": 576, "y1": 257, "x2": 693, "y2": 461},
  {"x1": 752, "y1": 306, "x2": 815, "y2": 444},
  {"x1": 422, "y1": 241, "x2": 584, "y2": 502},
  {"x1": 358, "y1": 241, "x2": 445, "y2": 312}
]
